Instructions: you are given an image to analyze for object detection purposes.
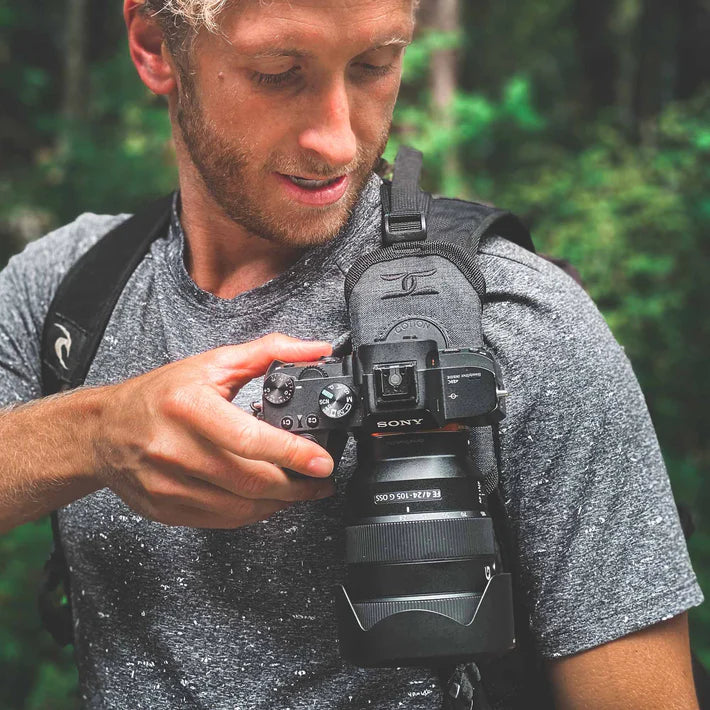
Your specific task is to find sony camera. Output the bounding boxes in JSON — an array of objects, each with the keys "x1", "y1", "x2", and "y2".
[{"x1": 259, "y1": 338, "x2": 515, "y2": 667}]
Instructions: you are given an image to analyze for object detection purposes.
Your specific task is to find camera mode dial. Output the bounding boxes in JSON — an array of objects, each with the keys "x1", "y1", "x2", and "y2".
[
  {"x1": 319, "y1": 383, "x2": 355, "y2": 420},
  {"x1": 263, "y1": 372, "x2": 295, "y2": 405}
]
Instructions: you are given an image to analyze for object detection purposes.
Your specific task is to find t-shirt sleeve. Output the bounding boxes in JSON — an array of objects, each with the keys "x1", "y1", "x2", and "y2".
[
  {"x1": 480, "y1": 238, "x2": 704, "y2": 658},
  {"x1": 0, "y1": 213, "x2": 129, "y2": 408}
]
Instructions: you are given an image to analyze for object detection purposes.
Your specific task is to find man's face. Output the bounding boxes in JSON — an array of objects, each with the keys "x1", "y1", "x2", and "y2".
[{"x1": 172, "y1": 0, "x2": 414, "y2": 247}]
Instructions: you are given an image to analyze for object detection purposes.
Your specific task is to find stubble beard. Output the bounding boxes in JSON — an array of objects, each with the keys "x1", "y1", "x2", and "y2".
[{"x1": 175, "y1": 75, "x2": 390, "y2": 248}]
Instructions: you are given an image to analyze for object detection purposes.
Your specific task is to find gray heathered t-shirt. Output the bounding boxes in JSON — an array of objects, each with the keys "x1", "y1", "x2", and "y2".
[{"x1": 0, "y1": 175, "x2": 703, "y2": 709}]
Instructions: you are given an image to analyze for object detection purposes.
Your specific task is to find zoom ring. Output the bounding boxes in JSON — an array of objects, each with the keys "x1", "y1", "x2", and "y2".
[{"x1": 345, "y1": 517, "x2": 495, "y2": 564}]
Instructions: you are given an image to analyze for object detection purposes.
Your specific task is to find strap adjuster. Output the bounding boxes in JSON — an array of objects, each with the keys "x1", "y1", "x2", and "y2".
[{"x1": 383, "y1": 211, "x2": 427, "y2": 243}]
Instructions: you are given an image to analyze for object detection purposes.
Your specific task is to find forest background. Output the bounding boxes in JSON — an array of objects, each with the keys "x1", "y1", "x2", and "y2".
[{"x1": 1, "y1": 0, "x2": 709, "y2": 707}]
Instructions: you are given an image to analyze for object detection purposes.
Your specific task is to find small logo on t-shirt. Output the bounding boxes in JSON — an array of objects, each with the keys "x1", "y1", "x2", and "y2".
[
  {"x1": 381, "y1": 269, "x2": 439, "y2": 299},
  {"x1": 53, "y1": 323, "x2": 72, "y2": 370}
]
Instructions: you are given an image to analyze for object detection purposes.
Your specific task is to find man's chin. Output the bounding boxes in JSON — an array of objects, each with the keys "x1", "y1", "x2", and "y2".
[
  {"x1": 257, "y1": 178, "x2": 368, "y2": 247},
  {"x1": 265, "y1": 203, "x2": 354, "y2": 248},
  {"x1": 215, "y1": 196, "x2": 349, "y2": 248}
]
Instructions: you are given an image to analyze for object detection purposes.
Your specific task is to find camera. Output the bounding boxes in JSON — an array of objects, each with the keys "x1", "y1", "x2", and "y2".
[{"x1": 260, "y1": 338, "x2": 515, "y2": 667}]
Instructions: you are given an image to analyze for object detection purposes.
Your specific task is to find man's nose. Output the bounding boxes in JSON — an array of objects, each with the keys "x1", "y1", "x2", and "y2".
[{"x1": 297, "y1": 79, "x2": 358, "y2": 170}]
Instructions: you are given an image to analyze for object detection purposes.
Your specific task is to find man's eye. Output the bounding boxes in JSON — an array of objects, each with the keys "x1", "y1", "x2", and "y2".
[
  {"x1": 355, "y1": 63, "x2": 396, "y2": 79},
  {"x1": 251, "y1": 66, "x2": 301, "y2": 87}
]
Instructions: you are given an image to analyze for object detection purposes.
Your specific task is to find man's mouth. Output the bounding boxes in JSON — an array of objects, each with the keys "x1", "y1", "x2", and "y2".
[
  {"x1": 275, "y1": 172, "x2": 350, "y2": 206},
  {"x1": 284, "y1": 174, "x2": 344, "y2": 190}
]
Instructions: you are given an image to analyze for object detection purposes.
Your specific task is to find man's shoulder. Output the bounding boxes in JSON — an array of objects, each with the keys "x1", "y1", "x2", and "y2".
[
  {"x1": 480, "y1": 233, "x2": 586, "y2": 300},
  {"x1": 1, "y1": 212, "x2": 132, "y2": 346},
  {"x1": 0, "y1": 212, "x2": 131, "y2": 401},
  {"x1": 479, "y1": 233, "x2": 610, "y2": 343},
  {"x1": 10, "y1": 212, "x2": 131, "y2": 278},
  {"x1": 477, "y1": 234, "x2": 630, "y2": 411},
  {"x1": 4, "y1": 212, "x2": 132, "y2": 305}
]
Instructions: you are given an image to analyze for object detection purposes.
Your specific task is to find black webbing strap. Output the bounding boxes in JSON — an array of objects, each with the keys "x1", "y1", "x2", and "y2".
[
  {"x1": 41, "y1": 194, "x2": 174, "y2": 393},
  {"x1": 381, "y1": 150, "x2": 535, "y2": 255},
  {"x1": 38, "y1": 193, "x2": 173, "y2": 647},
  {"x1": 382, "y1": 146, "x2": 429, "y2": 244}
]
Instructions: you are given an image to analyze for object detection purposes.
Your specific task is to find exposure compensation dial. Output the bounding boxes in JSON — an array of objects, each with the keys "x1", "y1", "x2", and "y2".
[{"x1": 263, "y1": 373, "x2": 295, "y2": 405}]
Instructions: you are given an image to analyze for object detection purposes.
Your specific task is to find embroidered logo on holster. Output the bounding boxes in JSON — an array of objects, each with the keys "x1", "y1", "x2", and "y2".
[{"x1": 380, "y1": 269, "x2": 439, "y2": 299}]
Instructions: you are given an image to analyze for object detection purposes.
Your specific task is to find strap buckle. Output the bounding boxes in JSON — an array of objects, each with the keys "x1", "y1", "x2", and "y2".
[{"x1": 383, "y1": 211, "x2": 427, "y2": 244}]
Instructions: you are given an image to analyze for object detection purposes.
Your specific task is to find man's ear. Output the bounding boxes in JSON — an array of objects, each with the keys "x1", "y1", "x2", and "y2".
[{"x1": 124, "y1": 0, "x2": 177, "y2": 95}]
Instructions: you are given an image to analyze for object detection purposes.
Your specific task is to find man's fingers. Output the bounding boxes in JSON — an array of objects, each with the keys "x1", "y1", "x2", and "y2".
[
  {"x1": 191, "y1": 393, "x2": 334, "y2": 477},
  {"x1": 208, "y1": 333, "x2": 332, "y2": 395},
  {"x1": 149, "y1": 445, "x2": 336, "y2": 502}
]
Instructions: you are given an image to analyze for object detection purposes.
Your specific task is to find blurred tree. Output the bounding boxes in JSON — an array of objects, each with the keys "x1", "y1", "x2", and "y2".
[
  {"x1": 675, "y1": 0, "x2": 710, "y2": 99},
  {"x1": 423, "y1": 0, "x2": 462, "y2": 193},
  {"x1": 61, "y1": 0, "x2": 89, "y2": 127},
  {"x1": 573, "y1": 0, "x2": 617, "y2": 113}
]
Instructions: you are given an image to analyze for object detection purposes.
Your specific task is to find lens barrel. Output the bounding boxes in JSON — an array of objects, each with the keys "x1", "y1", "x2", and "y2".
[{"x1": 335, "y1": 429, "x2": 514, "y2": 667}]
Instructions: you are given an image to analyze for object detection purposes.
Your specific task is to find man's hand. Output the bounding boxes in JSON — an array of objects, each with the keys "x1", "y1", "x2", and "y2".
[
  {"x1": 0, "y1": 333, "x2": 336, "y2": 533},
  {"x1": 94, "y1": 333, "x2": 337, "y2": 528}
]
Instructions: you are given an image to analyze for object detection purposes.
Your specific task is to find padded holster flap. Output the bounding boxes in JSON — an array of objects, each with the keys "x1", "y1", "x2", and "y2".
[{"x1": 345, "y1": 241, "x2": 486, "y2": 350}]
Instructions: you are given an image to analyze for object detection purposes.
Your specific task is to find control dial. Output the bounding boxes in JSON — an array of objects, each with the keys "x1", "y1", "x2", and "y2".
[
  {"x1": 298, "y1": 366, "x2": 327, "y2": 380},
  {"x1": 263, "y1": 373, "x2": 295, "y2": 405},
  {"x1": 319, "y1": 382, "x2": 355, "y2": 419}
]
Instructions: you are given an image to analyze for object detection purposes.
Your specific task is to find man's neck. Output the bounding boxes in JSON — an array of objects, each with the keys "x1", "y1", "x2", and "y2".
[{"x1": 177, "y1": 176, "x2": 305, "y2": 301}]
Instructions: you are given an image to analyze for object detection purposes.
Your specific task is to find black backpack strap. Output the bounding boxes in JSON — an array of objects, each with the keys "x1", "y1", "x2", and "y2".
[
  {"x1": 427, "y1": 196, "x2": 536, "y2": 254},
  {"x1": 41, "y1": 194, "x2": 174, "y2": 393},
  {"x1": 381, "y1": 146, "x2": 430, "y2": 244},
  {"x1": 38, "y1": 193, "x2": 173, "y2": 647},
  {"x1": 37, "y1": 510, "x2": 75, "y2": 647},
  {"x1": 380, "y1": 148, "x2": 535, "y2": 254},
  {"x1": 382, "y1": 148, "x2": 548, "y2": 707}
]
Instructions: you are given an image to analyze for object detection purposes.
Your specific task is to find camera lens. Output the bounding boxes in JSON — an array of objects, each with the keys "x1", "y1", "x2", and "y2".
[{"x1": 336, "y1": 429, "x2": 510, "y2": 666}]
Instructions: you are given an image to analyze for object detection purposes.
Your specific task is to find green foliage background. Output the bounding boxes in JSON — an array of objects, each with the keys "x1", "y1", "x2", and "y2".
[{"x1": 1, "y1": 0, "x2": 709, "y2": 707}]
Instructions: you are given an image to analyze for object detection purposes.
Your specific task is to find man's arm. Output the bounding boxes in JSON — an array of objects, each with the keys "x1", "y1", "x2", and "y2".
[
  {"x1": 0, "y1": 335, "x2": 337, "y2": 534},
  {"x1": 0, "y1": 391, "x2": 104, "y2": 532},
  {"x1": 547, "y1": 612, "x2": 699, "y2": 709}
]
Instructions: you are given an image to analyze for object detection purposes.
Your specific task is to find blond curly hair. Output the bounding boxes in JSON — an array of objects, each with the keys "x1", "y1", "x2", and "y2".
[
  {"x1": 139, "y1": 0, "x2": 419, "y2": 62},
  {"x1": 140, "y1": 0, "x2": 232, "y2": 34}
]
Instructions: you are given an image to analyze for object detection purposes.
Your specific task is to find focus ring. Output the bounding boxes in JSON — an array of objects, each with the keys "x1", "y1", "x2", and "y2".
[{"x1": 345, "y1": 517, "x2": 494, "y2": 564}]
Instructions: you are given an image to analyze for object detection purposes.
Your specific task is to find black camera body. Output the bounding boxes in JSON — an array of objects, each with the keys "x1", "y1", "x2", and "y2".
[{"x1": 261, "y1": 340, "x2": 504, "y2": 454}]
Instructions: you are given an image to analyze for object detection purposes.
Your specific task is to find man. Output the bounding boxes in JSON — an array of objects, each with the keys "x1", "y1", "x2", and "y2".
[{"x1": 0, "y1": 0, "x2": 703, "y2": 707}]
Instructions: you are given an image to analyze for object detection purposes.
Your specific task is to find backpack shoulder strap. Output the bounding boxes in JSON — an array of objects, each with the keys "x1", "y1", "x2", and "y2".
[
  {"x1": 41, "y1": 193, "x2": 173, "y2": 395},
  {"x1": 380, "y1": 148, "x2": 535, "y2": 254},
  {"x1": 38, "y1": 193, "x2": 173, "y2": 647},
  {"x1": 429, "y1": 197, "x2": 536, "y2": 253}
]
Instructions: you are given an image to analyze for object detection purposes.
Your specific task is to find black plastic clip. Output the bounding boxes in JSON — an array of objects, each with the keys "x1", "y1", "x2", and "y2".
[{"x1": 383, "y1": 211, "x2": 427, "y2": 244}]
